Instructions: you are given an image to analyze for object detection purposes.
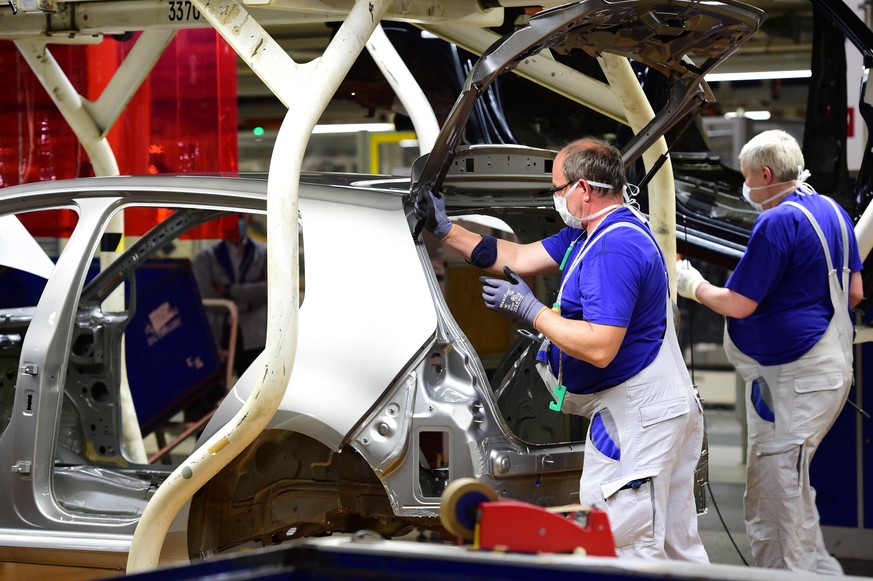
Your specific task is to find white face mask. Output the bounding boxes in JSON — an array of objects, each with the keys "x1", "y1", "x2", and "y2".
[
  {"x1": 552, "y1": 180, "x2": 622, "y2": 229},
  {"x1": 742, "y1": 169, "x2": 811, "y2": 212},
  {"x1": 553, "y1": 182, "x2": 583, "y2": 228}
]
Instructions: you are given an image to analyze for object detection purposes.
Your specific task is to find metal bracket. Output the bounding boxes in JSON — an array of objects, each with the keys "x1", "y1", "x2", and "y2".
[{"x1": 11, "y1": 461, "x2": 32, "y2": 474}]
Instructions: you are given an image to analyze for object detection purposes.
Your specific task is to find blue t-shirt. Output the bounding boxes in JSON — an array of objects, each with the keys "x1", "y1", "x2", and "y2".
[
  {"x1": 726, "y1": 191, "x2": 862, "y2": 365},
  {"x1": 540, "y1": 208, "x2": 668, "y2": 394}
]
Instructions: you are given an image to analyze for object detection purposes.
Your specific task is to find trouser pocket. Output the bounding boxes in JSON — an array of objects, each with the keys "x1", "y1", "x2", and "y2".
[
  {"x1": 789, "y1": 371, "x2": 849, "y2": 436},
  {"x1": 745, "y1": 442, "x2": 804, "y2": 567},
  {"x1": 747, "y1": 441, "x2": 802, "y2": 501},
  {"x1": 606, "y1": 479, "x2": 655, "y2": 551},
  {"x1": 634, "y1": 395, "x2": 689, "y2": 467},
  {"x1": 750, "y1": 377, "x2": 775, "y2": 422}
]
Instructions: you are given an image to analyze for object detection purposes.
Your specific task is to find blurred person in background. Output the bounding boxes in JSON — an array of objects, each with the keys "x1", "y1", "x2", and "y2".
[{"x1": 194, "y1": 214, "x2": 268, "y2": 381}]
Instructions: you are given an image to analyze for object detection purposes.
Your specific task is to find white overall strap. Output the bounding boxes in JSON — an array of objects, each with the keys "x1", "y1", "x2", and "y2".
[
  {"x1": 546, "y1": 218, "x2": 674, "y2": 410},
  {"x1": 824, "y1": 196, "x2": 851, "y2": 292},
  {"x1": 557, "y1": 219, "x2": 660, "y2": 306},
  {"x1": 783, "y1": 199, "x2": 850, "y2": 299}
]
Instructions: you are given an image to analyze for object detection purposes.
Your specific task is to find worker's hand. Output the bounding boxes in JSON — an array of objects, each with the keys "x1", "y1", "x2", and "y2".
[
  {"x1": 413, "y1": 186, "x2": 454, "y2": 240},
  {"x1": 676, "y1": 259, "x2": 706, "y2": 302},
  {"x1": 481, "y1": 266, "x2": 547, "y2": 328}
]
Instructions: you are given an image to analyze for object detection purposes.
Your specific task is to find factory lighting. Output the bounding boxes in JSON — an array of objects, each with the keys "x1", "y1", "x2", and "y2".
[
  {"x1": 704, "y1": 69, "x2": 812, "y2": 82},
  {"x1": 724, "y1": 110, "x2": 772, "y2": 120},
  {"x1": 312, "y1": 123, "x2": 395, "y2": 134}
]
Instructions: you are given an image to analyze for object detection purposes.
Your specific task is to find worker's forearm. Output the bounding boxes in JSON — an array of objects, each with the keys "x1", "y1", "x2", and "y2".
[
  {"x1": 442, "y1": 224, "x2": 561, "y2": 277},
  {"x1": 442, "y1": 226, "x2": 517, "y2": 275},
  {"x1": 695, "y1": 282, "x2": 756, "y2": 319},
  {"x1": 533, "y1": 308, "x2": 623, "y2": 368},
  {"x1": 695, "y1": 282, "x2": 728, "y2": 315},
  {"x1": 850, "y1": 271, "x2": 863, "y2": 308}
]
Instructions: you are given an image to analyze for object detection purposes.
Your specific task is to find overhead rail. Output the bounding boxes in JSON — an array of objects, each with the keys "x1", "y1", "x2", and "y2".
[{"x1": 0, "y1": 0, "x2": 505, "y2": 38}]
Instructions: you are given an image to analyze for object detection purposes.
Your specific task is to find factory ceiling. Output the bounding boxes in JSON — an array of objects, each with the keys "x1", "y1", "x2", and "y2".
[{"x1": 236, "y1": 0, "x2": 823, "y2": 130}]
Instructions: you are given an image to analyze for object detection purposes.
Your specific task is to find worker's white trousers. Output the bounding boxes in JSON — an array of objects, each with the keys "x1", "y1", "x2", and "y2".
[
  {"x1": 725, "y1": 314, "x2": 851, "y2": 574},
  {"x1": 562, "y1": 304, "x2": 708, "y2": 562}
]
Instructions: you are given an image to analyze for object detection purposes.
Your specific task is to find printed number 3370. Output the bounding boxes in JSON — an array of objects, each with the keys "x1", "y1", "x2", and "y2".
[{"x1": 168, "y1": 0, "x2": 201, "y2": 21}]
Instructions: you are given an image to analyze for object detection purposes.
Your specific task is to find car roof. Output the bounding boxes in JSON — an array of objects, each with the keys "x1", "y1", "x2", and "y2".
[{"x1": 0, "y1": 173, "x2": 413, "y2": 213}]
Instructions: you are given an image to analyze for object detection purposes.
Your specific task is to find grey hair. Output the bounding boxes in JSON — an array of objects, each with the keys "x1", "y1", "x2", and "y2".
[
  {"x1": 739, "y1": 130, "x2": 805, "y2": 182},
  {"x1": 560, "y1": 137, "x2": 625, "y2": 198}
]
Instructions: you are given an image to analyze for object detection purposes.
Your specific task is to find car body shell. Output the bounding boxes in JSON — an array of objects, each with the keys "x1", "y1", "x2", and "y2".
[{"x1": 0, "y1": 0, "x2": 770, "y2": 567}]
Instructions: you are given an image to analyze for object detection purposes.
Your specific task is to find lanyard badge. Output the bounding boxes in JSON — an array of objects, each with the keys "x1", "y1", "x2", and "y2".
[{"x1": 549, "y1": 383, "x2": 566, "y2": 411}]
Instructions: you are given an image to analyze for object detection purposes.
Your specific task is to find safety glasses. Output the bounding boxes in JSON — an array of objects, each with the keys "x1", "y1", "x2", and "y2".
[{"x1": 546, "y1": 180, "x2": 574, "y2": 195}]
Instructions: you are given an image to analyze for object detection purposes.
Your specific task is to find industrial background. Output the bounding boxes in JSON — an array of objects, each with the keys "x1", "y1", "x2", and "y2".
[{"x1": 0, "y1": 0, "x2": 871, "y2": 579}]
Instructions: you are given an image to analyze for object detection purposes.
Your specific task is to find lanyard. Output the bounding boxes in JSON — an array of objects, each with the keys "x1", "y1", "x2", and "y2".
[
  {"x1": 548, "y1": 217, "x2": 660, "y2": 404},
  {"x1": 558, "y1": 231, "x2": 586, "y2": 271},
  {"x1": 554, "y1": 217, "x2": 652, "y2": 314}
]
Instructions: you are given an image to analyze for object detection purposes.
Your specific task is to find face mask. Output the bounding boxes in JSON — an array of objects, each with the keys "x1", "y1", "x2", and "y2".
[
  {"x1": 553, "y1": 182, "x2": 584, "y2": 229},
  {"x1": 552, "y1": 181, "x2": 622, "y2": 229},
  {"x1": 742, "y1": 182, "x2": 797, "y2": 212}
]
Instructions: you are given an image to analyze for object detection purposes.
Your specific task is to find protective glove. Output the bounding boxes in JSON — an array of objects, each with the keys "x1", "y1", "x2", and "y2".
[
  {"x1": 676, "y1": 259, "x2": 706, "y2": 302},
  {"x1": 413, "y1": 186, "x2": 454, "y2": 240},
  {"x1": 480, "y1": 266, "x2": 547, "y2": 327}
]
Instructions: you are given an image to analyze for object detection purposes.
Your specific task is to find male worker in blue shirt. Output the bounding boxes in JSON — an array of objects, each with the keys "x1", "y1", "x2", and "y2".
[
  {"x1": 677, "y1": 129, "x2": 863, "y2": 574},
  {"x1": 417, "y1": 137, "x2": 708, "y2": 562}
]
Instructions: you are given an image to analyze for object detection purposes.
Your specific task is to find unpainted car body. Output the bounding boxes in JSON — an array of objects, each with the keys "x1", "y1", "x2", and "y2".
[
  {"x1": 0, "y1": 0, "x2": 766, "y2": 567},
  {"x1": 0, "y1": 165, "x2": 585, "y2": 565}
]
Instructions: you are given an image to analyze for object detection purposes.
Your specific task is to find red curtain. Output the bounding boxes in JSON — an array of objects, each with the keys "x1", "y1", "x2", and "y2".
[{"x1": 0, "y1": 30, "x2": 239, "y2": 239}]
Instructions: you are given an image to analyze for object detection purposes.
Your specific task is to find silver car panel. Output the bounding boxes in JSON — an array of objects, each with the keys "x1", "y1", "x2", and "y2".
[
  {"x1": 238, "y1": 191, "x2": 435, "y2": 450},
  {"x1": 8, "y1": 196, "x2": 135, "y2": 529}
]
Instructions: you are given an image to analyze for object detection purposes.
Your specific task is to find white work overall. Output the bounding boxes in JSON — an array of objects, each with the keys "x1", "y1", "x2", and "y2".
[
  {"x1": 723, "y1": 198, "x2": 853, "y2": 574},
  {"x1": 541, "y1": 221, "x2": 708, "y2": 562}
]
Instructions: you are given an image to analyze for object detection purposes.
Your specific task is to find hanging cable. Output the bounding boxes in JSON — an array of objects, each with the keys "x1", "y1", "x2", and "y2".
[
  {"x1": 681, "y1": 215, "x2": 749, "y2": 567},
  {"x1": 705, "y1": 480, "x2": 749, "y2": 566}
]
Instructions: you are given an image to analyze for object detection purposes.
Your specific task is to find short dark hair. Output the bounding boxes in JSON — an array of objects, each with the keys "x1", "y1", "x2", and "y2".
[{"x1": 560, "y1": 138, "x2": 625, "y2": 198}]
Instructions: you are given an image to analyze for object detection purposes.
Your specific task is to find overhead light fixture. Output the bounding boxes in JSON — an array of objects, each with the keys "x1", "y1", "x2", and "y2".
[
  {"x1": 312, "y1": 123, "x2": 395, "y2": 134},
  {"x1": 240, "y1": 123, "x2": 397, "y2": 139},
  {"x1": 724, "y1": 110, "x2": 772, "y2": 121},
  {"x1": 704, "y1": 69, "x2": 812, "y2": 82}
]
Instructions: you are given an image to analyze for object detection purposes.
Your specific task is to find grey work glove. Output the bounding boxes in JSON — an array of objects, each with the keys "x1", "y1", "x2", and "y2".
[
  {"x1": 480, "y1": 266, "x2": 547, "y2": 327},
  {"x1": 676, "y1": 259, "x2": 706, "y2": 302},
  {"x1": 413, "y1": 186, "x2": 454, "y2": 240}
]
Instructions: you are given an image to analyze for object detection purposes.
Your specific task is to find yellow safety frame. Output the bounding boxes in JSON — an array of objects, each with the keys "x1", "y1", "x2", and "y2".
[{"x1": 368, "y1": 131, "x2": 418, "y2": 174}]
